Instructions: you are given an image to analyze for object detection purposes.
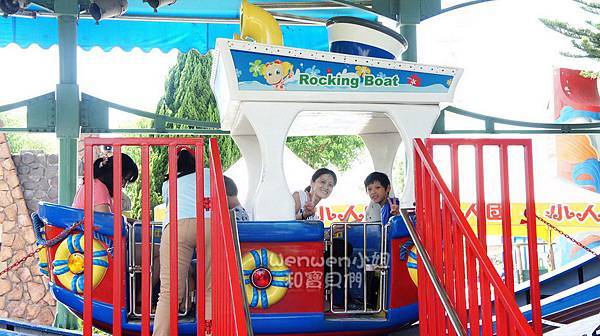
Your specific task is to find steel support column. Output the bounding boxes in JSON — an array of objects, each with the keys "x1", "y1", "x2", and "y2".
[
  {"x1": 399, "y1": 0, "x2": 420, "y2": 62},
  {"x1": 400, "y1": 24, "x2": 417, "y2": 61},
  {"x1": 55, "y1": 0, "x2": 80, "y2": 206},
  {"x1": 54, "y1": 1, "x2": 81, "y2": 329}
]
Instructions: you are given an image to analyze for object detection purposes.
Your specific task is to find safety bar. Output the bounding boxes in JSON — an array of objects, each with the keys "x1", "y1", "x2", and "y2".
[
  {"x1": 126, "y1": 221, "x2": 192, "y2": 318},
  {"x1": 327, "y1": 222, "x2": 387, "y2": 314}
]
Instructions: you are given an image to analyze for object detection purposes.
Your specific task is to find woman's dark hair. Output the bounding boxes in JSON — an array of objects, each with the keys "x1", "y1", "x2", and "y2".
[
  {"x1": 93, "y1": 153, "x2": 138, "y2": 197},
  {"x1": 304, "y1": 168, "x2": 337, "y2": 192},
  {"x1": 164, "y1": 148, "x2": 196, "y2": 181},
  {"x1": 177, "y1": 149, "x2": 196, "y2": 177}
]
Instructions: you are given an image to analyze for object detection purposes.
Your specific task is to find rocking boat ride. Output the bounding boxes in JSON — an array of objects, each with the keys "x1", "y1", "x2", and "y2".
[
  {"x1": 28, "y1": 2, "x2": 600, "y2": 335},
  {"x1": 31, "y1": 2, "x2": 463, "y2": 334}
]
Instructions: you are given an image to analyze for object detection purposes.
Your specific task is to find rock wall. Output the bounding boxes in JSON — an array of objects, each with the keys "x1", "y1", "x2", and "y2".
[
  {"x1": 13, "y1": 151, "x2": 59, "y2": 213},
  {"x1": 0, "y1": 135, "x2": 55, "y2": 325}
]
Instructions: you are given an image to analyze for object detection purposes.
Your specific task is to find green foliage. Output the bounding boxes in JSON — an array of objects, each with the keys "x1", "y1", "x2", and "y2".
[
  {"x1": 122, "y1": 145, "x2": 164, "y2": 220},
  {"x1": 128, "y1": 51, "x2": 241, "y2": 218},
  {"x1": 5, "y1": 133, "x2": 57, "y2": 153},
  {"x1": 540, "y1": 0, "x2": 600, "y2": 76},
  {"x1": 286, "y1": 136, "x2": 364, "y2": 171},
  {"x1": 0, "y1": 113, "x2": 57, "y2": 153},
  {"x1": 158, "y1": 51, "x2": 241, "y2": 171},
  {"x1": 581, "y1": 69, "x2": 600, "y2": 78}
]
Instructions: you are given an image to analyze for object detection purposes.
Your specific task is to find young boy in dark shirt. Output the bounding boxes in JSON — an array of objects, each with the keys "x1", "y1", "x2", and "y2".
[{"x1": 364, "y1": 171, "x2": 400, "y2": 224}]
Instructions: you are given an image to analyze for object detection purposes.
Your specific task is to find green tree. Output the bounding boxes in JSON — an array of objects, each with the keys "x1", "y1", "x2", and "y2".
[
  {"x1": 287, "y1": 135, "x2": 364, "y2": 171},
  {"x1": 540, "y1": 0, "x2": 600, "y2": 77},
  {"x1": 129, "y1": 51, "x2": 364, "y2": 217}
]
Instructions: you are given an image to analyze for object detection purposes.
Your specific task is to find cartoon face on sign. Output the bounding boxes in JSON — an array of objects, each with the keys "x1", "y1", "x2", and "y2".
[{"x1": 262, "y1": 60, "x2": 293, "y2": 90}]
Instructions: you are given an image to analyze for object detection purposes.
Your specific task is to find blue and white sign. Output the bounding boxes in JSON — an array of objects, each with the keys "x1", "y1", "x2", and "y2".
[{"x1": 231, "y1": 50, "x2": 454, "y2": 93}]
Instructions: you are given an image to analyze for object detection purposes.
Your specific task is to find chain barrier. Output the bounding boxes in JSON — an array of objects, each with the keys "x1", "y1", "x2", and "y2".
[
  {"x1": 0, "y1": 245, "x2": 44, "y2": 278},
  {"x1": 535, "y1": 214, "x2": 600, "y2": 261},
  {"x1": 0, "y1": 220, "x2": 83, "y2": 278}
]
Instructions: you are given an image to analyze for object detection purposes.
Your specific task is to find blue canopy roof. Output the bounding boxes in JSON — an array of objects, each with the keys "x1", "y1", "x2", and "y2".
[{"x1": 0, "y1": 0, "x2": 376, "y2": 53}]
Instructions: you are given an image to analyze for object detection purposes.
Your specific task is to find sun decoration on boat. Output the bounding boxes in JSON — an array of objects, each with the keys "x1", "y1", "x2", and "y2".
[
  {"x1": 241, "y1": 248, "x2": 290, "y2": 309},
  {"x1": 355, "y1": 65, "x2": 371, "y2": 77}
]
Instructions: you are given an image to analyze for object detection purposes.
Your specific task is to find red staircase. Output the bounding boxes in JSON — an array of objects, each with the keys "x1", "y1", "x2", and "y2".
[
  {"x1": 412, "y1": 138, "x2": 542, "y2": 336},
  {"x1": 209, "y1": 138, "x2": 253, "y2": 335}
]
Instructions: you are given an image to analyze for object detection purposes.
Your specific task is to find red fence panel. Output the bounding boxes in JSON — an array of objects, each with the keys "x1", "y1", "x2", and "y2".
[
  {"x1": 414, "y1": 138, "x2": 542, "y2": 336},
  {"x1": 82, "y1": 137, "x2": 251, "y2": 336}
]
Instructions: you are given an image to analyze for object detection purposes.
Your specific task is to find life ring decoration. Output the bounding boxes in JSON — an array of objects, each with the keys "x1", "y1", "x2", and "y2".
[
  {"x1": 400, "y1": 240, "x2": 418, "y2": 286},
  {"x1": 52, "y1": 233, "x2": 109, "y2": 294},
  {"x1": 38, "y1": 245, "x2": 49, "y2": 276},
  {"x1": 241, "y1": 248, "x2": 290, "y2": 309}
]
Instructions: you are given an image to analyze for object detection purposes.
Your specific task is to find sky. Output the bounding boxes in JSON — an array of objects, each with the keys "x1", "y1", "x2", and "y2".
[
  {"x1": 1, "y1": 0, "x2": 596, "y2": 119},
  {"x1": 0, "y1": 46, "x2": 178, "y2": 127},
  {"x1": 0, "y1": 0, "x2": 598, "y2": 195},
  {"x1": 419, "y1": 0, "x2": 597, "y2": 123}
]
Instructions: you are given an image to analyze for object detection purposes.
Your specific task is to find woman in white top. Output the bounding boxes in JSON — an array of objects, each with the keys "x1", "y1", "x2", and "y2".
[
  {"x1": 293, "y1": 168, "x2": 337, "y2": 220},
  {"x1": 154, "y1": 149, "x2": 211, "y2": 336}
]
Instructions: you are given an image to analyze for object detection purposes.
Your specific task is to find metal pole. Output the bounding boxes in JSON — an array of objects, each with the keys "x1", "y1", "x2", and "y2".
[
  {"x1": 398, "y1": 0, "x2": 419, "y2": 62},
  {"x1": 400, "y1": 24, "x2": 417, "y2": 62},
  {"x1": 58, "y1": 139, "x2": 77, "y2": 204},
  {"x1": 55, "y1": 0, "x2": 81, "y2": 330},
  {"x1": 56, "y1": 0, "x2": 80, "y2": 205}
]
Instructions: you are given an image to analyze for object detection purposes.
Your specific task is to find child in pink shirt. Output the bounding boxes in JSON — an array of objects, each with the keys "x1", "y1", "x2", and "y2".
[{"x1": 71, "y1": 154, "x2": 138, "y2": 212}]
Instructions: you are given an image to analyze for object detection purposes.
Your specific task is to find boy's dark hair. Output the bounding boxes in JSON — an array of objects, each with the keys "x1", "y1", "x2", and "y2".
[
  {"x1": 224, "y1": 176, "x2": 238, "y2": 197},
  {"x1": 364, "y1": 171, "x2": 391, "y2": 189},
  {"x1": 93, "y1": 153, "x2": 138, "y2": 197}
]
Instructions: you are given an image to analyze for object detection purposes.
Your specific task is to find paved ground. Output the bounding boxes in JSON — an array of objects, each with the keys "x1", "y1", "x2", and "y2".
[{"x1": 388, "y1": 324, "x2": 419, "y2": 335}]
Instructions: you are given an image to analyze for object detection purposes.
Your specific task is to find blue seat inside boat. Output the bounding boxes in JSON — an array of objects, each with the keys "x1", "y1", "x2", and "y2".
[
  {"x1": 236, "y1": 220, "x2": 324, "y2": 242},
  {"x1": 37, "y1": 202, "x2": 126, "y2": 237},
  {"x1": 132, "y1": 222, "x2": 163, "y2": 244}
]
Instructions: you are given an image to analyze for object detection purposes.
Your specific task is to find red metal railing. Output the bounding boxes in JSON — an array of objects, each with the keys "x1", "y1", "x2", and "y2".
[
  {"x1": 83, "y1": 137, "x2": 250, "y2": 336},
  {"x1": 208, "y1": 138, "x2": 252, "y2": 335},
  {"x1": 414, "y1": 138, "x2": 542, "y2": 336}
]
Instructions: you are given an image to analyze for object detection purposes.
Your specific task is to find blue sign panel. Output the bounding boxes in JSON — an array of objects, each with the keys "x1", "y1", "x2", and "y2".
[{"x1": 231, "y1": 50, "x2": 453, "y2": 93}]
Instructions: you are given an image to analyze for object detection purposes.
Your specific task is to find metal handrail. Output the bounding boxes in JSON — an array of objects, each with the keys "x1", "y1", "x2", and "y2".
[
  {"x1": 127, "y1": 221, "x2": 191, "y2": 319},
  {"x1": 3, "y1": 93, "x2": 600, "y2": 135},
  {"x1": 400, "y1": 208, "x2": 466, "y2": 336},
  {"x1": 434, "y1": 105, "x2": 600, "y2": 134},
  {"x1": 209, "y1": 138, "x2": 253, "y2": 336}
]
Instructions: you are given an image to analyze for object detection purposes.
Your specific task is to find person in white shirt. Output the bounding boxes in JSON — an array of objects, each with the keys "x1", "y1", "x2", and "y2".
[{"x1": 153, "y1": 149, "x2": 210, "y2": 336}]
